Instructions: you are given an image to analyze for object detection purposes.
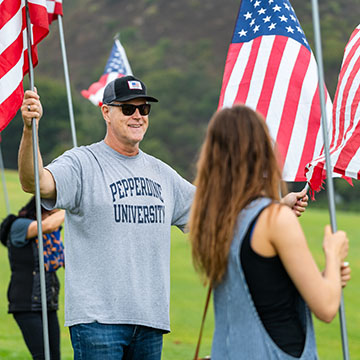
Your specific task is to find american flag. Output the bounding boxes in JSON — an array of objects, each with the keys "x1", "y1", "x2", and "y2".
[
  {"x1": 81, "y1": 39, "x2": 133, "y2": 107},
  {"x1": 218, "y1": 0, "x2": 332, "y2": 182},
  {"x1": 0, "y1": 0, "x2": 49, "y2": 132},
  {"x1": 46, "y1": 0, "x2": 63, "y2": 24},
  {"x1": 306, "y1": 24, "x2": 360, "y2": 191}
]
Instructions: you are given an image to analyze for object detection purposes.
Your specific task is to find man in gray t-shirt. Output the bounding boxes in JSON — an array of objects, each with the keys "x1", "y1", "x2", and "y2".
[
  {"x1": 18, "y1": 75, "x2": 308, "y2": 360},
  {"x1": 19, "y1": 75, "x2": 196, "y2": 359}
]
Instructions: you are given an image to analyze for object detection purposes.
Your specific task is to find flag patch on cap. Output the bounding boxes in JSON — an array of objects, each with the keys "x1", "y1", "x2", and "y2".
[{"x1": 128, "y1": 81, "x2": 142, "y2": 90}]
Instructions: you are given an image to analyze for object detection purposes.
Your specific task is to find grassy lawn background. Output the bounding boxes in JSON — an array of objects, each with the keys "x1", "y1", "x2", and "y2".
[{"x1": 0, "y1": 169, "x2": 359, "y2": 359}]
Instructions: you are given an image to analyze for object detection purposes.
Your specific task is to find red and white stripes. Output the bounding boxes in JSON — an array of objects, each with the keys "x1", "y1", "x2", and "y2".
[
  {"x1": 46, "y1": 0, "x2": 62, "y2": 24},
  {"x1": 219, "y1": 35, "x2": 332, "y2": 182},
  {"x1": 0, "y1": 0, "x2": 49, "y2": 131},
  {"x1": 306, "y1": 25, "x2": 360, "y2": 191}
]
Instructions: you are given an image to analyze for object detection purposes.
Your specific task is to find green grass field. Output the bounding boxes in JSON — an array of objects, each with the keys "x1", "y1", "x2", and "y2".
[{"x1": 0, "y1": 169, "x2": 359, "y2": 359}]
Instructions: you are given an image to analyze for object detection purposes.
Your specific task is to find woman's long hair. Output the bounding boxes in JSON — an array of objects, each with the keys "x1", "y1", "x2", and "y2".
[{"x1": 189, "y1": 105, "x2": 286, "y2": 285}]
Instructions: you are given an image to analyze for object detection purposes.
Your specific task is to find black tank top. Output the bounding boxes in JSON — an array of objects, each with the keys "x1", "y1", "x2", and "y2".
[{"x1": 240, "y1": 211, "x2": 305, "y2": 358}]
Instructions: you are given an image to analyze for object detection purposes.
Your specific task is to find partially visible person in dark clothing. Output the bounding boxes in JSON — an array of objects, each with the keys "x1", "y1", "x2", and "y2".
[{"x1": 0, "y1": 196, "x2": 65, "y2": 360}]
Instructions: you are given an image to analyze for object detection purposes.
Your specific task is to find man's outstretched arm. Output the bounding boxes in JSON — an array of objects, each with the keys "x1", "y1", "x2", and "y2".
[{"x1": 18, "y1": 89, "x2": 57, "y2": 199}]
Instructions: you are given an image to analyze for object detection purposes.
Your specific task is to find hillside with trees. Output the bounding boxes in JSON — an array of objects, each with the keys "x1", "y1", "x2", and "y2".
[{"x1": 2, "y1": 0, "x2": 360, "y2": 198}]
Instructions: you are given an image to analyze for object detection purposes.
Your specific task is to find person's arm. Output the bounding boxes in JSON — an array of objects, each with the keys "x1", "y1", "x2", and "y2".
[
  {"x1": 264, "y1": 206, "x2": 349, "y2": 323},
  {"x1": 18, "y1": 89, "x2": 56, "y2": 199},
  {"x1": 26, "y1": 210, "x2": 65, "y2": 238},
  {"x1": 281, "y1": 187, "x2": 308, "y2": 217}
]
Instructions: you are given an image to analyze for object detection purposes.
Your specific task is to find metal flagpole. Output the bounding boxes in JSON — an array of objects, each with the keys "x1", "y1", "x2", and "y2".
[
  {"x1": 57, "y1": 15, "x2": 77, "y2": 147},
  {"x1": 0, "y1": 137, "x2": 11, "y2": 215},
  {"x1": 310, "y1": 1, "x2": 350, "y2": 359},
  {"x1": 25, "y1": 2, "x2": 50, "y2": 359}
]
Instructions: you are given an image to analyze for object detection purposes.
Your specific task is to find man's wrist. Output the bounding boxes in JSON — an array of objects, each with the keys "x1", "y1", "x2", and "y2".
[{"x1": 23, "y1": 123, "x2": 33, "y2": 132}]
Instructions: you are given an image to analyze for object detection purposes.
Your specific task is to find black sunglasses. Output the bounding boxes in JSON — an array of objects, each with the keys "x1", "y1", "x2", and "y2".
[{"x1": 106, "y1": 103, "x2": 151, "y2": 116}]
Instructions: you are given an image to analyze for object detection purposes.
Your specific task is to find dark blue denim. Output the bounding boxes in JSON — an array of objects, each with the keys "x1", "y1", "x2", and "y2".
[{"x1": 69, "y1": 322, "x2": 163, "y2": 360}]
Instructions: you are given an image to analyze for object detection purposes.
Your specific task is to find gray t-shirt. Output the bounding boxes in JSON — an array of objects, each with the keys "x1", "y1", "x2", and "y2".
[{"x1": 43, "y1": 141, "x2": 195, "y2": 330}]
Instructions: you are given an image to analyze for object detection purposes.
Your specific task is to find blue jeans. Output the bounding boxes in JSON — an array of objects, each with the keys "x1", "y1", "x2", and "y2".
[{"x1": 69, "y1": 322, "x2": 163, "y2": 360}]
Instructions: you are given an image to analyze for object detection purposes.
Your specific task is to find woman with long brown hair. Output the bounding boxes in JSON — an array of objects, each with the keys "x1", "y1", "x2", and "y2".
[{"x1": 189, "y1": 105, "x2": 350, "y2": 359}]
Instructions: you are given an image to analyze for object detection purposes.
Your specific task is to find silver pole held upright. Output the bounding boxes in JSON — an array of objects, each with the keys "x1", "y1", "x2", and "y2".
[
  {"x1": 310, "y1": 1, "x2": 350, "y2": 359},
  {"x1": 0, "y1": 140, "x2": 11, "y2": 214},
  {"x1": 58, "y1": 15, "x2": 77, "y2": 147},
  {"x1": 25, "y1": 3, "x2": 50, "y2": 360}
]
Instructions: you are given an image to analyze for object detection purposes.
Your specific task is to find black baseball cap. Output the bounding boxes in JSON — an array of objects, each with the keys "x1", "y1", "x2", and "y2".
[{"x1": 102, "y1": 75, "x2": 159, "y2": 104}]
